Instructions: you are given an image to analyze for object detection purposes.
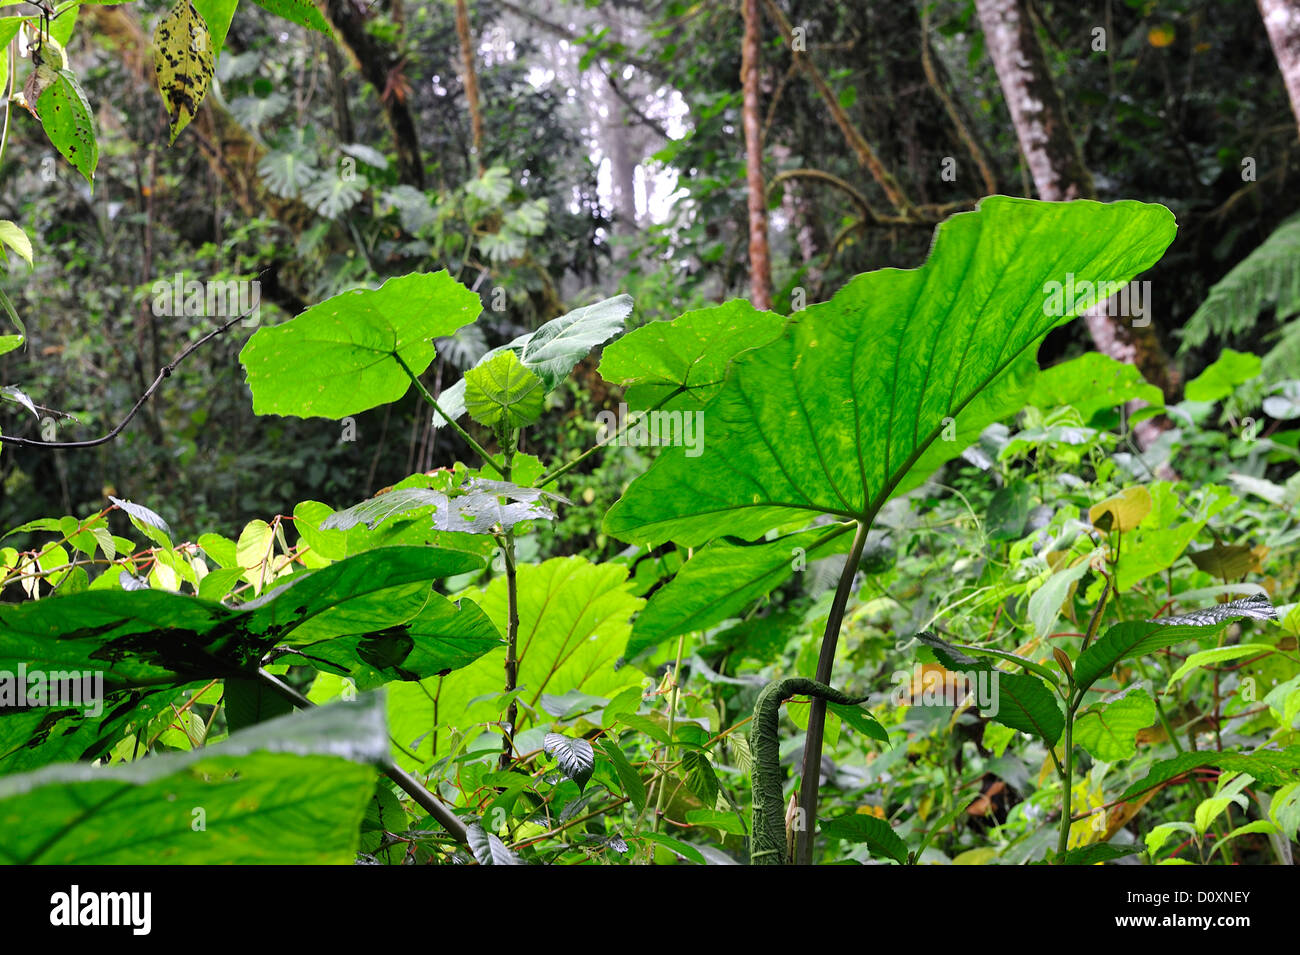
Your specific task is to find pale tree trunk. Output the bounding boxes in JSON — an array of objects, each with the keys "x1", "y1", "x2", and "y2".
[
  {"x1": 600, "y1": 67, "x2": 639, "y2": 241},
  {"x1": 742, "y1": 0, "x2": 772, "y2": 310},
  {"x1": 975, "y1": 0, "x2": 1177, "y2": 443},
  {"x1": 1259, "y1": 0, "x2": 1300, "y2": 130}
]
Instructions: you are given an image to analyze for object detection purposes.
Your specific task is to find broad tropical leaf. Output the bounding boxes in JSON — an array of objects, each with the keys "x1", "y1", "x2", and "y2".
[
  {"x1": 240, "y1": 271, "x2": 482, "y2": 419},
  {"x1": 387, "y1": 557, "x2": 644, "y2": 767},
  {"x1": 598, "y1": 299, "x2": 787, "y2": 411},
  {"x1": 0, "y1": 695, "x2": 387, "y2": 864},
  {"x1": 604, "y1": 197, "x2": 1177, "y2": 547}
]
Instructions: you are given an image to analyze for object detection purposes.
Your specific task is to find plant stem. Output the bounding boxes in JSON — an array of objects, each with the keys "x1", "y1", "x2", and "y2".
[
  {"x1": 392, "y1": 351, "x2": 505, "y2": 477},
  {"x1": 652, "y1": 630, "x2": 688, "y2": 836},
  {"x1": 255, "y1": 669, "x2": 469, "y2": 847},
  {"x1": 535, "y1": 386, "x2": 685, "y2": 488},
  {"x1": 1057, "y1": 709, "x2": 1075, "y2": 859},
  {"x1": 794, "y1": 518, "x2": 872, "y2": 865},
  {"x1": 498, "y1": 433, "x2": 521, "y2": 770}
]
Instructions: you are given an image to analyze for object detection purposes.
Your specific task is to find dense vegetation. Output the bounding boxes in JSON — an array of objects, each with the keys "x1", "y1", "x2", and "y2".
[{"x1": 0, "y1": 0, "x2": 1297, "y2": 868}]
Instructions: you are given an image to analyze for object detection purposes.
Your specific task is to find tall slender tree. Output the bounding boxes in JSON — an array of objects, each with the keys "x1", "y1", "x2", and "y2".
[
  {"x1": 742, "y1": 0, "x2": 772, "y2": 310},
  {"x1": 1259, "y1": 0, "x2": 1300, "y2": 132},
  {"x1": 974, "y1": 0, "x2": 1176, "y2": 414}
]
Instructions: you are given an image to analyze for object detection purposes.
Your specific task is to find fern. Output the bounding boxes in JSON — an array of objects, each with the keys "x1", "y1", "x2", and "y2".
[{"x1": 1181, "y1": 213, "x2": 1300, "y2": 352}]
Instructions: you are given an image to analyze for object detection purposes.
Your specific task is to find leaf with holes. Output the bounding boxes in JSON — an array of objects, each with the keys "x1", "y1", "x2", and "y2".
[{"x1": 544, "y1": 733, "x2": 595, "y2": 791}]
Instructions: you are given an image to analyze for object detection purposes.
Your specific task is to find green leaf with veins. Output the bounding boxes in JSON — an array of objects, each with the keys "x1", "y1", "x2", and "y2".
[
  {"x1": 239, "y1": 271, "x2": 482, "y2": 419},
  {"x1": 0, "y1": 695, "x2": 385, "y2": 863},
  {"x1": 386, "y1": 557, "x2": 644, "y2": 768},
  {"x1": 1073, "y1": 685, "x2": 1156, "y2": 761},
  {"x1": 598, "y1": 299, "x2": 787, "y2": 412},
  {"x1": 464, "y1": 351, "x2": 546, "y2": 430},
  {"x1": 604, "y1": 197, "x2": 1177, "y2": 548}
]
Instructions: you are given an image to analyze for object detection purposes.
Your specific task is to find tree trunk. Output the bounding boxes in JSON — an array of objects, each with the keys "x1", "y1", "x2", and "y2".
[
  {"x1": 1259, "y1": 0, "x2": 1300, "y2": 131},
  {"x1": 455, "y1": 0, "x2": 485, "y2": 176},
  {"x1": 742, "y1": 0, "x2": 772, "y2": 310},
  {"x1": 974, "y1": 0, "x2": 1177, "y2": 421},
  {"x1": 324, "y1": 0, "x2": 425, "y2": 188}
]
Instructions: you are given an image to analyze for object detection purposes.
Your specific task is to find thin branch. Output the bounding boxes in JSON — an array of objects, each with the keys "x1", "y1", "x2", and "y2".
[
  {"x1": 759, "y1": 0, "x2": 916, "y2": 217},
  {"x1": 0, "y1": 312, "x2": 248, "y2": 449},
  {"x1": 599, "y1": 64, "x2": 671, "y2": 141},
  {"x1": 769, "y1": 167, "x2": 880, "y2": 224},
  {"x1": 920, "y1": 5, "x2": 997, "y2": 195}
]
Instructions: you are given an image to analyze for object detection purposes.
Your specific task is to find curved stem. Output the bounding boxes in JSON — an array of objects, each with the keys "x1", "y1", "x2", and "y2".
[{"x1": 794, "y1": 518, "x2": 871, "y2": 864}]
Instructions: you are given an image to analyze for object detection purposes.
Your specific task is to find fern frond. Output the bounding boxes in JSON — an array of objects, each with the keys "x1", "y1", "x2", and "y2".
[{"x1": 1181, "y1": 213, "x2": 1300, "y2": 353}]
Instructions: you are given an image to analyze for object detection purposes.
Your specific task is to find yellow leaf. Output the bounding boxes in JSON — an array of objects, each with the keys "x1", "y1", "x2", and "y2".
[
  {"x1": 1148, "y1": 24, "x2": 1175, "y2": 48},
  {"x1": 953, "y1": 847, "x2": 999, "y2": 865},
  {"x1": 1089, "y1": 485, "x2": 1152, "y2": 532},
  {"x1": 153, "y1": 0, "x2": 214, "y2": 144}
]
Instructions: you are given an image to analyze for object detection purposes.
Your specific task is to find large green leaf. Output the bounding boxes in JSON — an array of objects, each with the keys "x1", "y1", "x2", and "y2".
[
  {"x1": 626, "y1": 523, "x2": 854, "y2": 655},
  {"x1": 387, "y1": 557, "x2": 645, "y2": 768},
  {"x1": 0, "y1": 694, "x2": 386, "y2": 863},
  {"x1": 0, "y1": 684, "x2": 202, "y2": 777},
  {"x1": 240, "y1": 271, "x2": 482, "y2": 419},
  {"x1": 1073, "y1": 595, "x2": 1276, "y2": 693},
  {"x1": 598, "y1": 299, "x2": 787, "y2": 411},
  {"x1": 433, "y1": 295, "x2": 632, "y2": 426},
  {"x1": 604, "y1": 197, "x2": 1177, "y2": 548},
  {"x1": 288, "y1": 594, "x2": 503, "y2": 689},
  {"x1": 0, "y1": 549, "x2": 480, "y2": 771}
]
